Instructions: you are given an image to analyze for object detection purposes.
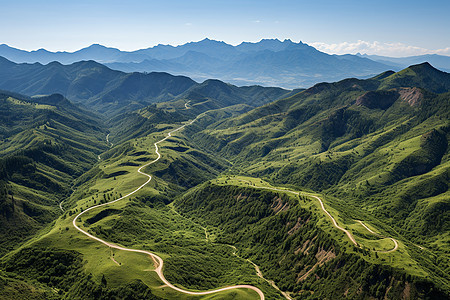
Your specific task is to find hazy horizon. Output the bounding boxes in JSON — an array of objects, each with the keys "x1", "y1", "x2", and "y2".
[
  {"x1": 2, "y1": 37, "x2": 450, "y2": 59},
  {"x1": 1, "y1": 0, "x2": 449, "y2": 57}
]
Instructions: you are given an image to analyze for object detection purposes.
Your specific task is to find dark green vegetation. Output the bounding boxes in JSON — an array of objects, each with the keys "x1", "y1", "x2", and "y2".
[
  {"x1": 182, "y1": 62, "x2": 449, "y2": 296},
  {"x1": 0, "y1": 91, "x2": 107, "y2": 255},
  {"x1": 0, "y1": 62, "x2": 448, "y2": 299},
  {"x1": 187, "y1": 63, "x2": 449, "y2": 237},
  {"x1": 0, "y1": 56, "x2": 291, "y2": 117},
  {"x1": 2, "y1": 248, "x2": 162, "y2": 299},
  {"x1": 176, "y1": 182, "x2": 447, "y2": 299}
]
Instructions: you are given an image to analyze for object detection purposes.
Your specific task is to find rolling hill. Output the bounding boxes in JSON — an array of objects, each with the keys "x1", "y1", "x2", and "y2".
[
  {"x1": 187, "y1": 63, "x2": 449, "y2": 232},
  {"x1": 180, "y1": 63, "x2": 449, "y2": 296},
  {"x1": 0, "y1": 57, "x2": 197, "y2": 116},
  {"x1": 0, "y1": 56, "x2": 292, "y2": 117},
  {"x1": 0, "y1": 91, "x2": 108, "y2": 256},
  {"x1": 0, "y1": 63, "x2": 448, "y2": 299}
]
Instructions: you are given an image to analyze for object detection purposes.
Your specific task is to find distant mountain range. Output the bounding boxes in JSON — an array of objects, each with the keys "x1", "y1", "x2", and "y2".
[
  {"x1": 2, "y1": 38, "x2": 437, "y2": 89},
  {"x1": 357, "y1": 53, "x2": 450, "y2": 73}
]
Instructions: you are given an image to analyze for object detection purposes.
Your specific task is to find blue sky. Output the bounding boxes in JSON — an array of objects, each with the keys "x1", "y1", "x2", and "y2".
[{"x1": 1, "y1": 0, "x2": 449, "y2": 56}]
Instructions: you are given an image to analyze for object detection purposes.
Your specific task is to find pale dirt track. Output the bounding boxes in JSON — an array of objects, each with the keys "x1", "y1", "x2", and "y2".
[
  {"x1": 238, "y1": 182, "x2": 399, "y2": 251},
  {"x1": 72, "y1": 117, "x2": 265, "y2": 300},
  {"x1": 106, "y1": 133, "x2": 113, "y2": 147},
  {"x1": 356, "y1": 220, "x2": 398, "y2": 252},
  {"x1": 241, "y1": 184, "x2": 358, "y2": 246},
  {"x1": 228, "y1": 245, "x2": 292, "y2": 300}
]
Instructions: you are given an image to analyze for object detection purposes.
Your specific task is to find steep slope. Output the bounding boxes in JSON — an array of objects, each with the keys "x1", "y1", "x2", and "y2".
[
  {"x1": 185, "y1": 64, "x2": 449, "y2": 294},
  {"x1": 107, "y1": 80, "x2": 292, "y2": 144},
  {"x1": 0, "y1": 57, "x2": 197, "y2": 116},
  {"x1": 0, "y1": 91, "x2": 107, "y2": 256},
  {"x1": 0, "y1": 56, "x2": 292, "y2": 117},
  {"x1": 1, "y1": 105, "x2": 270, "y2": 299},
  {"x1": 378, "y1": 62, "x2": 450, "y2": 93},
  {"x1": 175, "y1": 180, "x2": 446, "y2": 299},
  {"x1": 1, "y1": 64, "x2": 448, "y2": 299}
]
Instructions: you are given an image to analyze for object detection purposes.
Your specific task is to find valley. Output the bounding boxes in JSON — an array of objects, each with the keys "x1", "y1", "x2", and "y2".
[
  {"x1": 73, "y1": 116, "x2": 265, "y2": 298},
  {"x1": 0, "y1": 61, "x2": 448, "y2": 299}
]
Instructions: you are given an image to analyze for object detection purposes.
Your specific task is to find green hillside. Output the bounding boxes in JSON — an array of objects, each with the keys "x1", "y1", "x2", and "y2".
[
  {"x1": 175, "y1": 179, "x2": 446, "y2": 299},
  {"x1": 0, "y1": 56, "x2": 291, "y2": 117},
  {"x1": 183, "y1": 63, "x2": 449, "y2": 295},
  {"x1": 0, "y1": 64, "x2": 448, "y2": 299},
  {"x1": 0, "y1": 91, "x2": 107, "y2": 256},
  {"x1": 107, "y1": 80, "x2": 292, "y2": 145}
]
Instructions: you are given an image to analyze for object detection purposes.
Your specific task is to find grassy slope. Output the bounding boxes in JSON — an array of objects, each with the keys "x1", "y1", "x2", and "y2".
[
  {"x1": 1, "y1": 64, "x2": 449, "y2": 299},
  {"x1": 185, "y1": 64, "x2": 450, "y2": 295},
  {"x1": 175, "y1": 177, "x2": 446, "y2": 299},
  {"x1": 2, "y1": 117, "x2": 280, "y2": 299},
  {"x1": 0, "y1": 91, "x2": 107, "y2": 256}
]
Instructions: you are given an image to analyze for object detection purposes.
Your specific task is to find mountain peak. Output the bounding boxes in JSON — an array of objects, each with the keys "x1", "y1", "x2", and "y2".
[
  {"x1": 88, "y1": 43, "x2": 105, "y2": 48},
  {"x1": 83, "y1": 44, "x2": 120, "y2": 51},
  {"x1": 408, "y1": 61, "x2": 437, "y2": 71},
  {"x1": 198, "y1": 38, "x2": 225, "y2": 44},
  {"x1": 380, "y1": 62, "x2": 450, "y2": 93},
  {"x1": 236, "y1": 38, "x2": 300, "y2": 53}
]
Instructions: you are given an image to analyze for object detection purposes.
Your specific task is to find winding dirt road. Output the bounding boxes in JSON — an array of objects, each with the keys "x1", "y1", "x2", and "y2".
[
  {"x1": 237, "y1": 181, "x2": 399, "y2": 250},
  {"x1": 238, "y1": 183, "x2": 358, "y2": 246},
  {"x1": 311, "y1": 195, "x2": 358, "y2": 246},
  {"x1": 106, "y1": 133, "x2": 113, "y2": 147},
  {"x1": 72, "y1": 118, "x2": 265, "y2": 299},
  {"x1": 356, "y1": 220, "x2": 398, "y2": 252}
]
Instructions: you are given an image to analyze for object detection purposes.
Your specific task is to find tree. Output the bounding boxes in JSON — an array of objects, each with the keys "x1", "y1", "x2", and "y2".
[{"x1": 101, "y1": 274, "x2": 107, "y2": 287}]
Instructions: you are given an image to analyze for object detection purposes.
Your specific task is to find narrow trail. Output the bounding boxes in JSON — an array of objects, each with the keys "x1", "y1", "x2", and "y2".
[
  {"x1": 356, "y1": 220, "x2": 398, "y2": 253},
  {"x1": 106, "y1": 133, "x2": 113, "y2": 147},
  {"x1": 227, "y1": 245, "x2": 292, "y2": 300},
  {"x1": 237, "y1": 180, "x2": 400, "y2": 251},
  {"x1": 238, "y1": 183, "x2": 358, "y2": 246},
  {"x1": 72, "y1": 117, "x2": 265, "y2": 299},
  {"x1": 171, "y1": 207, "x2": 287, "y2": 298},
  {"x1": 109, "y1": 248, "x2": 120, "y2": 266},
  {"x1": 98, "y1": 133, "x2": 111, "y2": 161},
  {"x1": 247, "y1": 260, "x2": 293, "y2": 300}
]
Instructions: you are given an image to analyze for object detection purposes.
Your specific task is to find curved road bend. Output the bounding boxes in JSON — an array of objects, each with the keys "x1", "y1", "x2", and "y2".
[
  {"x1": 356, "y1": 220, "x2": 398, "y2": 252},
  {"x1": 239, "y1": 182, "x2": 400, "y2": 251},
  {"x1": 72, "y1": 118, "x2": 265, "y2": 299},
  {"x1": 238, "y1": 184, "x2": 358, "y2": 246},
  {"x1": 311, "y1": 195, "x2": 358, "y2": 246},
  {"x1": 106, "y1": 133, "x2": 113, "y2": 147}
]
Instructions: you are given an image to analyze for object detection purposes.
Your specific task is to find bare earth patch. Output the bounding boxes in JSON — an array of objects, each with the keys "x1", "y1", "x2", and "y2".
[{"x1": 398, "y1": 87, "x2": 423, "y2": 107}]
